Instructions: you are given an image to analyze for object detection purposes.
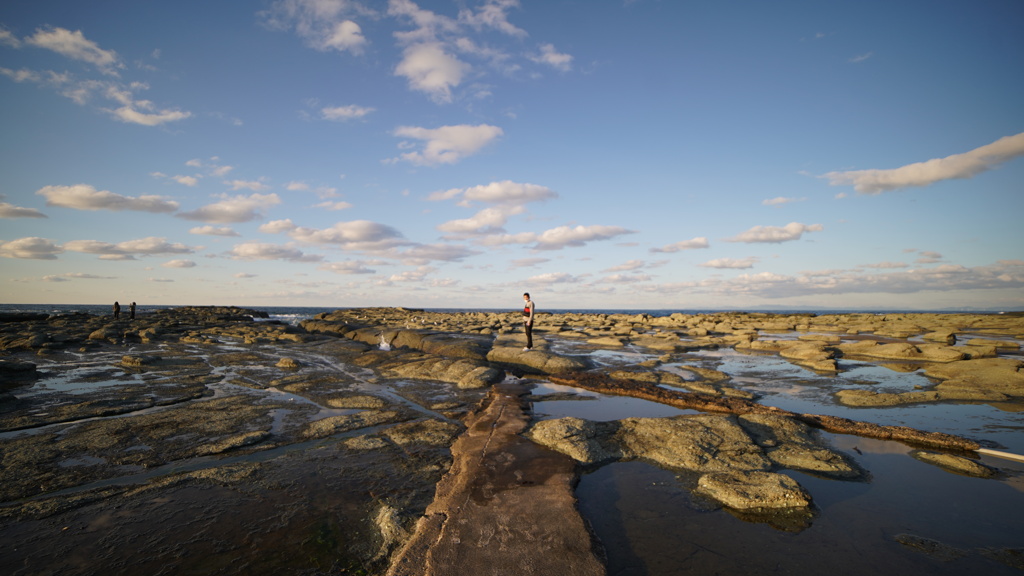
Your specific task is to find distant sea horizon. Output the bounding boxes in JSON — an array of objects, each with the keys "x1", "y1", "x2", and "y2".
[{"x1": 2, "y1": 303, "x2": 1018, "y2": 325}]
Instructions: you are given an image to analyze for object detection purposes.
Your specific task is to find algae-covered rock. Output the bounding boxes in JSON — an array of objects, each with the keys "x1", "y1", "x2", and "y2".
[
  {"x1": 910, "y1": 450, "x2": 998, "y2": 478},
  {"x1": 695, "y1": 470, "x2": 812, "y2": 510}
]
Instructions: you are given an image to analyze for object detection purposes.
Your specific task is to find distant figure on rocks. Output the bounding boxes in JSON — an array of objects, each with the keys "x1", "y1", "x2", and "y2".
[
  {"x1": 113, "y1": 301, "x2": 121, "y2": 319},
  {"x1": 129, "y1": 302, "x2": 136, "y2": 320},
  {"x1": 522, "y1": 292, "x2": 535, "y2": 351}
]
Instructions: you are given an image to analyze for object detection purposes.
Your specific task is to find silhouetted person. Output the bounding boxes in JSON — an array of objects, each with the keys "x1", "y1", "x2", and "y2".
[
  {"x1": 113, "y1": 301, "x2": 121, "y2": 319},
  {"x1": 129, "y1": 302, "x2": 136, "y2": 320}
]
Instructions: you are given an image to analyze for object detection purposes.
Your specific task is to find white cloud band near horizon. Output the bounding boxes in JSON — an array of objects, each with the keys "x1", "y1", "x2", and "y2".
[{"x1": 826, "y1": 132, "x2": 1024, "y2": 194}]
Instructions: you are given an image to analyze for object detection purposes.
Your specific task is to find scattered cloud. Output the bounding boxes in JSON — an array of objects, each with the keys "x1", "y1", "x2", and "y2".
[
  {"x1": 189, "y1": 225, "x2": 240, "y2": 237},
  {"x1": 438, "y1": 206, "x2": 521, "y2": 235},
  {"x1": 825, "y1": 132, "x2": 1024, "y2": 194},
  {"x1": 43, "y1": 272, "x2": 114, "y2": 282},
  {"x1": 603, "y1": 260, "x2": 646, "y2": 272},
  {"x1": 37, "y1": 184, "x2": 179, "y2": 213},
  {"x1": 63, "y1": 237, "x2": 194, "y2": 259},
  {"x1": 0, "y1": 27, "x2": 21, "y2": 48},
  {"x1": 762, "y1": 196, "x2": 804, "y2": 206},
  {"x1": 849, "y1": 51, "x2": 873, "y2": 64},
  {"x1": 261, "y1": 0, "x2": 369, "y2": 54},
  {"x1": 700, "y1": 257, "x2": 759, "y2": 269},
  {"x1": 177, "y1": 193, "x2": 281, "y2": 223},
  {"x1": 458, "y1": 0, "x2": 528, "y2": 37},
  {"x1": 388, "y1": 243, "x2": 480, "y2": 265},
  {"x1": 431, "y1": 180, "x2": 557, "y2": 207},
  {"x1": 860, "y1": 261, "x2": 909, "y2": 269},
  {"x1": 0, "y1": 202, "x2": 46, "y2": 218},
  {"x1": 509, "y1": 257, "x2": 549, "y2": 269},
  {"x1": 650, "y1": 237, "x2": 709, "y2": 253},
  {"x1": 314, "y1": 200, "x2": 353, "y2": 211},
  {"x1": 162, "y1": 259, "x2": 196, "y2": 268},
  {"x1": 225, "y1": 179, "x2": 271, "y2": 192},
  {"x1": 0, "y1": 237, "x2": 63, "y2": 259},
  {"x1": 228, "y1": 241, "x2": 323, "y2": 262},
  {"x1": 322, "y1": 104, "x2": 375, "y2": 121},
  {"x1": 392, "y1": 123, "x2": 503, "y2": 165},
  {"x1": 686, "y1": 260, "x2": 1024, "y2": 299},
  {"x1": 25, "y1": 27, "x2": 121, "y2": 74},
  {"x1": 528, "y1": 271, "x2": 584, "y2": 285},
  {"x1": 530, "y1": 43, "x2": 573, "y2": 72},
  {"x1": 264, "y1": 219, "x2": 409, "y2": 253},
  {"x1": 319, "y1": 260, "x2": 377, "y2": 275},
  {"x1": 725, "y1": 222, "x2": 823, "y2": 244},
  {"x1": 484, "y1": 224, "x2": 635, "y2": 251}
]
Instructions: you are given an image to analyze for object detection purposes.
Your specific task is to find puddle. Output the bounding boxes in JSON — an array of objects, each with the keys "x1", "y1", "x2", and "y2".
[
  {"x1": 530, "y1": 383, "x2": 696, "y2": 421},
  {"x1": 578, "y1": 438, "x2": 1024, "y2": 576}
]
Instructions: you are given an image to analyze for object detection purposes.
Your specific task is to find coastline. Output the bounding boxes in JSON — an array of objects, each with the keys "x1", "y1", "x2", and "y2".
[{"x1": 1, "y1": 306, "x2": 1022, "y2": 574}]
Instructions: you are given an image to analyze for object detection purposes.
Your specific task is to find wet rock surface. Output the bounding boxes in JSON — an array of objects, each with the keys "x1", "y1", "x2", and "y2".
[{"x1": 1, "y1": 307, "x2": 1022, "y2": 574}]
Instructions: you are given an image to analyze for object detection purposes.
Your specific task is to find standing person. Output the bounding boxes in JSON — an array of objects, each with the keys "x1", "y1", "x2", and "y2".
[
  {"x1": 129, "y1": 302, "x2": 136, "y2": 320},
  {"x1": 113, "y1": 301, "x2": 120, "y2": 319},
  {"x1": 522, "y1": 292, "x2": 535, "y2": 351}
]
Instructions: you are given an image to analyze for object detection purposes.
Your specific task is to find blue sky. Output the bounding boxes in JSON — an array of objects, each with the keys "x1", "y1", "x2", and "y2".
[{"x1": 2, "y1": 0, "x2": 1023, "y2": 310}]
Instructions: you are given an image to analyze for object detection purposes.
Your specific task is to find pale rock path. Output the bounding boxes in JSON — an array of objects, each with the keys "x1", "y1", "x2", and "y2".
[{"x1": 386, "y1": 382, "x2": 606, "y2": 576}]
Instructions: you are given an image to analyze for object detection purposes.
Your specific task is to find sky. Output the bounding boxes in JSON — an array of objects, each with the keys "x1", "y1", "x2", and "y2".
[{"x1": 1, "y1": 0, "x2": 1023, "y2": 311}]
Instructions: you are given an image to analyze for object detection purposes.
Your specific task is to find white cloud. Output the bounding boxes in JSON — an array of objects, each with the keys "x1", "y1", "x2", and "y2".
[
  {"x1": 433, "y1": 180, "x2": 556, "y2": 206},
  {"x1": 271, "y1": 219, "x2": 408, "y2": 252},
  {"x1": 322, "y1": 104, "x2": 375, "y2": 120},
  {"x1": 314, "y1": 200, "x2": 354, "y2": 211},
  {"x1": 189, "y1": 226, "x2": 240, "y2": 237},
  {"x1": 394, "y1": 42, "x2": 469, "y2": 102},
  {"x1": 530, "y1": 43, "x2": 572, "y2": 72},
  {"x1": 37, "y1": 184, "x2": 179, "y2": 213},
  {"x1": 163, "y1": 259, "x2": 196, "y2": 268},
  {"x1": 527, "y1": 272, "x2": 583, "y2": 285},
  {"x1": 173, "y1": 175, "x2": 199, "y2": 186},
  {"x1": 319, "y1": 260, "x2": 377, "y2": 274},
  {"x1": 0, "y1": 27, "x2": 21, "y2": 48},
  {"x1": 228, "y1": 241, "x2": 323, "y2": 262},
  {"x1": 485, "y1": 224, "x2": 635, "y2": 251},
  {"x1": 860, "y1": 261, "x2": 909, "y2": 269},
  {"x1": 438, "y1": 206, "x2": 522, "y2": 235},
  {"x1": 389, "y1": 243, "x2": 480, "y2": 265},
  {"x1": 700, "y1": 257, "x2": 759, "y2": 269},
  {"x1": 650, "y1": 237, "x2": 709, "y2": 253},
  {"x1": 510, "y1": 257, "x2": 549, "y2": 268},
  {"x1": 64, "y1": 237, "x2": 193, "y2": 259},
  {"x1": 599, "y1": 273, "x2": 652, "y2": 284},
  {"x1": 262, "y1": 0, "x2": 368, "y2": 54},
  {"x1": 26, "y1": 27, "x2": 121, "y2": 74},
  {"x1": 43, "y1": 272, "x2": 114, "y2": 282},
  {"x1": 389, "y1": 265, "x2": 436, "y2": 282},
  {"x1": 0, "y1": 202, "x2": 46, "y2": 218},
  {"x1": 725, "y1": 222, "x2": 823, "y2": 244},
  {"x1": 0, "y1": 237, "x2": 63, "y2": 259},
  {"x1": 714, "y1": 261, "x2": 1024, "y2": 299},
  {"x1": 458, "y1": 0, "x2": 527, "y2": 37},
  {"x1": 849, "y1": 51, "x2": 873, "y2": 63},
  {"x1": 177, "y1": 193, "x2": 281, "y2": 223},
  {"x1": 825, "y1": 132, "x2": 1024, "y2": 194},
  {"x1": 392, "y1": 124, "x2": 503, "y2": 165},
  {"x1": 286, "y1": 181, "x2": 310, "y2": 191},
  {"x1": 762, "y1": 196, "x2": 804, "y2": 206},
  {"x1": 603, "y1": 260, "x2": 646, "y2": 273},
  {"x1": 109, "y1": 104, "x2": 191, "y2": 126},
  {"x1": 225, "y1": 179, "x2": 271, "y2": 192}
]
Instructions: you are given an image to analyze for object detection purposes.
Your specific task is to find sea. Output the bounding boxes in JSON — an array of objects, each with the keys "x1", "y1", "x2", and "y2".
[{"x1": 0, "y1": 303, "x2": 1008, "y2": 326}]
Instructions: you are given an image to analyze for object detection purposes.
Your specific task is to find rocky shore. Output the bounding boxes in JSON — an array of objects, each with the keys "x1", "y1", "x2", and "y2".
[{"x1": 1, "y1": 306, "x2": 1022, "y2": 574}]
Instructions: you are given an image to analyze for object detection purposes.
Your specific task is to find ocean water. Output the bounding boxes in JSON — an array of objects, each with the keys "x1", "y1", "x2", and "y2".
[{"x1": 1, "y1": 303, "x2": 1005, "y2": 325}]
